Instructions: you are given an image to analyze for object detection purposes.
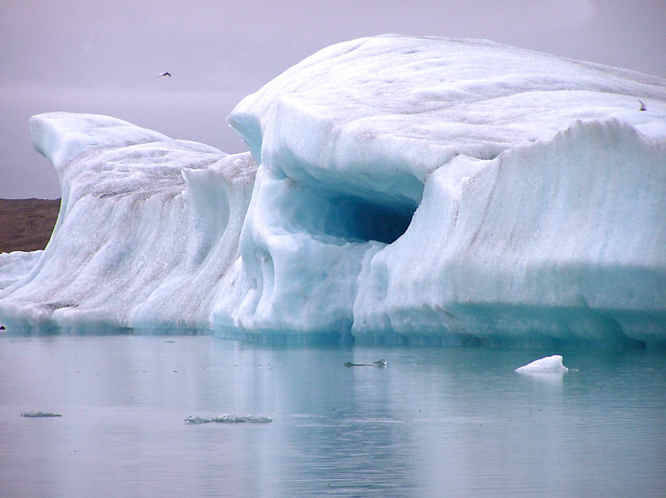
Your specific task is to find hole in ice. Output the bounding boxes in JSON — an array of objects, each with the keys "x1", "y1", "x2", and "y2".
[{"x1": 323, "y1": 195, "x2": 415, "y2": 245}]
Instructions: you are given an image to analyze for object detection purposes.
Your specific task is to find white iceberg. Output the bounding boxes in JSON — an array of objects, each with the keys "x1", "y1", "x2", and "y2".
[
  {"x1": 515, "y1": 355, "x2": 569, "y2": 374},
  {"x1": 0, "y1": 35, "x2": 665, "y2": 347}
]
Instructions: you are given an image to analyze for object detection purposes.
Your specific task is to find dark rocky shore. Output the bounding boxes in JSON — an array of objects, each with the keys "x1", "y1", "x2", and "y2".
[{"x1": 0, "y1": 199, "x2": 60, "y2": 253}]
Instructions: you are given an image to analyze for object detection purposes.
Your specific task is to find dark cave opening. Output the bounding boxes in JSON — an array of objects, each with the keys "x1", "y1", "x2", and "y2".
[{"x1": 323, "y1": 195, "x2": 416, "y2": 245}]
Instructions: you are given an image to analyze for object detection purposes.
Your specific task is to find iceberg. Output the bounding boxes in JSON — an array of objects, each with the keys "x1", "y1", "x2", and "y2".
[{"x1": 1, "y1": 35, "x2": 665, "y2": 347}]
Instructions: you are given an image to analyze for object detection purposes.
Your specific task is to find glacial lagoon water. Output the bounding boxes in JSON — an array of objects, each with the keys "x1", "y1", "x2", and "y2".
[{"x1": 1, "y1": 332, "x2": 664, "y2": 497}]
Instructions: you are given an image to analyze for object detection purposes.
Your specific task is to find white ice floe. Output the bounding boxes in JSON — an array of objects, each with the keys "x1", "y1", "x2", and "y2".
[
  {"x1": 1, "y1": 36, "x2": 665, "y2": 346},
  {"x1": 515, "y1": 355, "x2": 569, "y2": 374}
]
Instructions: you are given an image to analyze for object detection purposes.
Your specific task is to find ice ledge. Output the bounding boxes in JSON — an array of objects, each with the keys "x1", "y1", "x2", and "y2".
[{"x1": 30, "y1": 112, "x2": 170, "y2": 170}]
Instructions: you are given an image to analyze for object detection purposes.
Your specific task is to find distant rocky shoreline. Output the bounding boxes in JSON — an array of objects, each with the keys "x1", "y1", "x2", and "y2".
[{"x1": 0, "y1": 199, "x2": 60, "y2": 253}]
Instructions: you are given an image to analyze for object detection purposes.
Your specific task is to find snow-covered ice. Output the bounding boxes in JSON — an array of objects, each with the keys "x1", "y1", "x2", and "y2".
[
  {"x1": 515, "y1": 355, "x2": 569, "y2": 374},
  {"x1": 0, "y1": 113, "x2": 257, "y2": 332},
  {"x1": 1, "y1": 35, "x2": 665, "y2": 347}
]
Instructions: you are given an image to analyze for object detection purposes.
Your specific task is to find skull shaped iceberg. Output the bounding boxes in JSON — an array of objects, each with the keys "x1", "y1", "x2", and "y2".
[{"x1": 1, "y1": 35, "x2": 665, "y2": 348}]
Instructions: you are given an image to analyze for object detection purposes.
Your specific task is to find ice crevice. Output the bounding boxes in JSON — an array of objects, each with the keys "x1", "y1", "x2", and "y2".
[{"x1": 1, "y1": 35, "x2": 665, "y2": 347}]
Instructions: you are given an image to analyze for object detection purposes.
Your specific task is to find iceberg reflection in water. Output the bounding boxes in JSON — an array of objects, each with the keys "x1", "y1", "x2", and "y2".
[{"x1": 1, "y1": 332, "x2": 665, "y2": 498}]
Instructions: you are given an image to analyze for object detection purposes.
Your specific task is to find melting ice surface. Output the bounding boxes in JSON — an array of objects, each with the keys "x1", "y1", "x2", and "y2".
[
  {"x1": 0, "y1": 251, "x2": 42, "y2": 290},
  {"x1": 1, "y1": 35, "x2": 665, "y2": 347}
]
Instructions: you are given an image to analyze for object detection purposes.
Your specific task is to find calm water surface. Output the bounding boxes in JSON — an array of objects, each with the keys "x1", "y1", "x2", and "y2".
[{"x1": 0, "y1": 333, "x2": 664, "y2": 497}]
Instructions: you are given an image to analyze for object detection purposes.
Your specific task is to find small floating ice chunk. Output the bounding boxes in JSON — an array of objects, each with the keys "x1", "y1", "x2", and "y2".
[
  {"x1": 515, "y1": 355, "x2": 568, "y2": 374},
  {"x1": 344, "y1": 359, "x2": 388, "y2": 368},
  {"x1": 185, "y1": 414, "x2": 272, "y2": 424},
  {"x1": 21, "y1": 411, "x2": 62, "y2": 418}
]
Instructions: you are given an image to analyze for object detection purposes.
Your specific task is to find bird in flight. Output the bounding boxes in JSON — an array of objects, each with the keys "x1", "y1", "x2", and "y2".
[{"x1": 159, "y1": 72, "x2": 173, "y2": 78}]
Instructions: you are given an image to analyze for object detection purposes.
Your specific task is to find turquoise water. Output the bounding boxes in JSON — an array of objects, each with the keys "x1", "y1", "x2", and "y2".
[{"x1": 0, "y1": 333, "x2": 664, "y2": 497}]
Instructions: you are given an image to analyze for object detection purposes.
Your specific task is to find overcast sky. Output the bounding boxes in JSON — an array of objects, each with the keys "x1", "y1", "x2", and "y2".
[{"x1": 1, "y1": 0, "x2": 664, "y2": 198}]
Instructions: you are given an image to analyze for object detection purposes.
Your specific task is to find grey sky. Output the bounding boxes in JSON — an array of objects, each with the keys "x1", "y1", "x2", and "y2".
[{"x1": 1, "y1": 0, "x2": 664, "y2": 198}]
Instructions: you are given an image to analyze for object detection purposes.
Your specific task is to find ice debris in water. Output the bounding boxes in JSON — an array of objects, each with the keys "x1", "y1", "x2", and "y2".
[
  {"x1": 515, "y1": 355, "x2": 569, "y2": 374},
  {"x1": 21, "y1": 411, "x2": 62, "y2": 418},
  {"x1": 344, "y1": 359, "x2": 388, "y2": 367},
  {"x1": 185, "y1": 415, "x2": 272, "y2": 424}
]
